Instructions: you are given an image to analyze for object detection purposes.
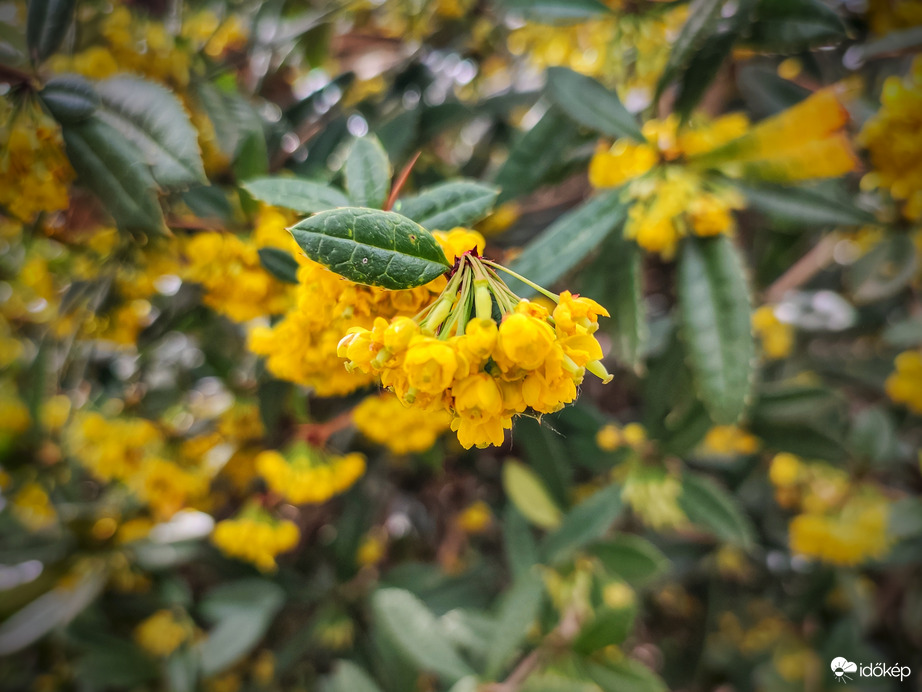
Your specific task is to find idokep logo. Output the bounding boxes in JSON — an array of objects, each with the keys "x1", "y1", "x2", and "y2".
[{"x1": 831, "y1": 657, "x2": 911, "y2": 683}]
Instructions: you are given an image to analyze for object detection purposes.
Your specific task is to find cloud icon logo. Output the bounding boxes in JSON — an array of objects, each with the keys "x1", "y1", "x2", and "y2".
[{"x1": 831, "y1": 657, "x2": 858, "y2": 682}]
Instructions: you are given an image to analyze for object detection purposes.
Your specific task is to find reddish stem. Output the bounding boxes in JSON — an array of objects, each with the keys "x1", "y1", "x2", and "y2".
[{"x1": 383, "y1": 151, "x2": 421, "y2": 211}]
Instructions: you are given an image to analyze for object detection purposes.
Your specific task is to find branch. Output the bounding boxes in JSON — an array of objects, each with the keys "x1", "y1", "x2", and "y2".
[{"x1": 765, "y1": 233, "x2": 839, "y2": 304}]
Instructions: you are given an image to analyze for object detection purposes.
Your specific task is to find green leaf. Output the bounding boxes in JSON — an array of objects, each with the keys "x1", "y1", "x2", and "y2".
[
  {"x1": 751, "y1": 383, "x2": 843, "y2": 426},
  {"x1": 258, "y1": 247, "x2": 300, "y2": 284},
  {"x1": 883, "y1": 317, "x2": 922, "y2": 348},
  {"x1": 674, "y1": 32, "x2": 737, "y2": 120},
  {"x1": 601, "y1": 232, "x2": 646, "y2": 372},
  {"x1": 165, "y1": 648, "x2": 198, "y2": 692},
  {"x1": 847, "y1": 235, "x2": 918, "y2": 304},
  {"x1": 242, "y1": 177, "x2": 350, "y2": 214},
  {"x1": 324, "y1": 661, "x2": 384, "y2": 692},
  {"x1": 540, "y1": 483, "x2": 624, "y2": 565},
  {"x1": 738, "y1": 182, "x2": 877, "y2": 227},
  {"x1": 655, "y1": 0, "x2": 725, "y2": 102},
  {"x1": 446, "y1": 677, "x2": 480, "y2": 692},
  {"x1": 495, "y1": 107, "x2": 579, "y2": 203},
  {"x1": 0, "y1": 566, "x2": 107, "y2": 654},
  {"x1": 849, "y1": 406, "x2": 898, "y2": 465},
  {"x1": 498, "y1": 0, "x2": 612, "y2": 22},
  {"x1": 345, "y1": 135, "x2": 391, "y2": 209},
  {"x1": 507, "y1": 190, "x2": 627, "y2": 295},
  {"x1": 590, "y1": 535, "x2": 670, "y2": 587},
  {"x1": 677, "y1": 235, "x2": 754, "y2": 425},
  {"x1": 504, "y1": 506, "x2": 539, "y2": 579},
  {"x1": 395, "y1": 180, "x2": 499, "y2": 231},
  {"x1": 39, "y1": 74, "x2": 99, "y2": 123},
  {"x1": 199, "y1": 579, "x2": 285, "y2": 623},
  {"x1": 572, "y1": 605, "x2": 636, "y2": 654},
  {"x1": 26, "y1": 0, "x2": 74, "y2": 63},
  {"x1": 62, "y1": 117, "x2": 166, "y2": 235},
  {"x1": 371, "y1": 588, "x2": 474, "y2": 683},
  {"x1": 581, "y1": 659, "x2": 667, "y2": 692},
  {"x1": 747, "y1": 0, "x2": 847, "y2": 51},
  {"x1": 545, "y1": 67, "x2": 644, "y2": 140},
  {"x1": 502, "y1": 460, "x2": 563, "y2": 530},
  {"x1": 290, "y1": 208, "x2": 449, "y2": 289},
  {"x1": 679, "y1": 473, "x2": 755, "y2": 549},
  {"x1": 75, "y1": 641, "x2": 159, "y2": 688},
  {"x1": 853, "y1": 26, "x2": 922, "y2": 62},
  {"x1": 484, "y1": 571, "x2": 544, "y2": 677},
  {"x1": 95, "y1": 76, "x2": 206, "y2": 188}
]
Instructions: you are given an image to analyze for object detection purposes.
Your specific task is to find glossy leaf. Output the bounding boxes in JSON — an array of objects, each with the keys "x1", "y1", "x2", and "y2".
[
  {"x1": 258, "y1": 248, "x2": 300, "y2": 284},
  {"x1": 507, "y1": 190, "x2": 627, "y2": 295},
  {"x1": 242, "y1": 177, "x2": 350, "y2": 214},
  {"x1": 26, "y1": 0, "x2": 74, "y2": 63},
  {"x1": 39, "y1": 74, "x2": 98, "y2": 123},
  {"x1": 371, "y1": 588, "x2": 474, "y2": 683},
  {"x1": 502, "y1": 460, "x2": 562, "y2": 530},
  {"x1": 62, "y1": 117, "x2": 166, "y2": 235},
  {"x1": 655, "y1": 0, "x2": 725, "y2": 102},
  {"x1": 95, "y1": 76, "x2": 207, "y2": 188},
  {"x1": 394, "y1": 180, "x2": 499, "y2": 231},
  {"x1": 484, "y1": 571, "x2": 544, "y2": 677},
  {"x1": 540, "y1": 483, "x2": 624, "y2": 564},
  {"x1": 679, "y1": 473, "x2": 755, "y2": 549},
  {"x1": 290, "y1": 208, "x2": 450, "y2": 290},
  {"x1": 590, "y1": 535, "x2": 670, "y2": 586},
  {"x1": 345, "y1": 135, "x2": 391, "y2": 209},
  {"x1": 546, "y1": 67, "x2": 644, "y2": 140},
  {"x1": 677, "y1": 236, "x2": 754, "y2": 425}
]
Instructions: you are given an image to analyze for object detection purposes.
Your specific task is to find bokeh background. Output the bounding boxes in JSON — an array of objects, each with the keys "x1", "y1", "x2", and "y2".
[{"x1": 1, "y1": 0, "x2": 922, "y2": 691}]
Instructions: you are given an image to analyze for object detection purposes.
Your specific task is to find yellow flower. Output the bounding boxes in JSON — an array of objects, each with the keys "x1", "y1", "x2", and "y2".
[
  {"x1": 753, "y1": 306, "x2": 794, "y2": 360},
  {"x1": 134, "y1": 610, "x2": 190, "y2": 657},
  {"x1": 885, "y1": 350, "x2": 922, "y2": 414},
  {"x1": 622, "y1": 468, "x2": 687, "y2": 530},
  {"x1": 701, "y1": 426, "x2": 760, "y2": 456},
  {"x1": 11, "y1": 483, "x2": 57, "y2": 532},
  {"x1": 789, "y1": 498, "x2": 890, "y2": 566},
  {"x1": 67, "y1": 411, "x2": 163, "y2": 483},
  {"x1": 769, "y1": 453, "x2": 803, "y2": 487},
  {"x1": 353, "y1": 394, "x2": 451, "y2": 454},
  {"x1": 404, "y1": 337, "x2": 463, "y2": 394},
  {"x1": 356, "y1": 532, "x2": 387, "y2": 566},
  {"x1": 132, "y1": 458, "x2": 206, "y2": 521},
  {"x1": 456, "y1": 500, "x2": 492, "y2": 534},
  {"x1": 596, "y1": 424, "x2": 622, "y2": 451},
  {"x1": 212, "y1": 509, "x2": 300, "y2": 572},
  {"x1": 256, "y1": 445, "x2": 365, "y2": 505}
]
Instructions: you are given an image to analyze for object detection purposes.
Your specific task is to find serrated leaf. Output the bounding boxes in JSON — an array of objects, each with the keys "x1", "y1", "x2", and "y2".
[
  {"x1": 679, "y1": 473, "x2": 754, "y2": 549},
  {"x1": 498, "y1": 0, "x2": 612, "y2": 22},
  {"x1": 507, "y1": 190, "x2": 627, "y2": 295},
  {"x1": 371, "y1": 588, "x2": 474, "y2": 683},
  {"x1": 738, "y1": 182, "x2": 876, "y2": 227},
  {"x1": 39, "y1": 74, "x2": 98, "y2": 123},
  {"x1": 546, "y1": 67, "x2": 644, "y2": 140},
  {"x1": 243, "y1": 177, "x2": 350, "y2": 214},
  {"x1": 656, "y1": 0, "x2": 725, "y2": 102},
  {"x1": 258, "y1": 247, "x2": 300, "y2": 284},
  {"x1": 502, "y1": 460, "x2": 562, "y2": 530},
  {"x1": 324, "y1": 661, "x2": 383, "y2": 692},
  {"x1": 345, "y1": 136, "x2": 391, "y2": 208},
  {"x1": 94, "y1": 76, "x2": 206, "y2": 188},
  {"x1": 572, "y1": 605, "x2": 637, "y2": 654},
  {"x1": 395, "y1": 180, "x2": 499, "y2": 231},
  {"x1": 484, "y1": 571, "x2": 544, "y2": 677},
  {"x1": 62, "y1": 117, "x2": 166, "y2": 235},
  {"x1": 677, "y1": 236, "x2": 754, "y2": 425},
  {"x1": 290, "y1": 208, "x2": 449, "y2": 289},
  {"x1": 26, "y1": 0, "x2": 74, "y2": 63},
  {"x1": 540, "y1": 483, "x2": 624, "y2": 565},
  {"x1": 590, "y1": 535, "x2": 670, "y2": 586},
  {"x1": 747, "y1": 0, "x2": 847, "y2": 51}
]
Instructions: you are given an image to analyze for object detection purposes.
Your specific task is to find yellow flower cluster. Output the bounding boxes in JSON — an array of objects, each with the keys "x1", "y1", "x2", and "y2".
[
  {"x1": 256, "y1": 445, "x2": 365, "y2": 504},
  {"x1": 352, "y1": 393, "x2": 451, "y2": 454},
  {"x1": 339, "y1": 272, "x2": 612, "y2": 448},
  {"x1": 0, "y1": 99, "x2": 73, "y2": 222},
  {"x1": 134, "y1": 610, "x2": 191, "y2": 658},
  {"x1": 590, "y1": 90, "x2": 857, "y2": 258},
  {"x1": 885, "y1": 350, "x2": 922, "y2": 414},
  {"x1": 183, "y1": 232, "x2": 292, "y2": 322},
  {"x1": 248, "y1": 229, "x2": 451, "y2": 396},
  {"x1": 181, "y1": 10, "x2": 249, "y2": 58},
  {"x1": 211, "y1": 509, "x2": 300, "y2": 572},
  {"x1": 68, "y1": 412, "x2": 163, "y2": 483},
  {"x1": 11, "y1": 482, "x2": 58, "y2": 532},
  {"x1": 595, "y1": 421, "x2": 647, "y2": 451},
  {"x1": 700, "y1": 425, "x2": 760, "y2": 456},
  {"x1": 752, "y1": 305, "x2": 794, "y2": 360},
  {"x1": 860, "y1": 58, "x2": 922, "y2": 220},
  {"x1": 866, "y1": 0, "x2": 922, "y2": 35},
  {"x1": 456, "y1": 500, "x2": 492, "y2": 534},
  {"x1": 132, "y1": 458, "x2": 207, "y2": 521}
]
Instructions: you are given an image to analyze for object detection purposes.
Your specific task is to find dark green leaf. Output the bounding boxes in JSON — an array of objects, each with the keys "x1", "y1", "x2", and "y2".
[
  {"x1": 677, "y1": 236, "x2": 754, "y2": 425},
  {"x1": 166, "y1": 648, "x2": 198, "y2": 692},
  {"x1": 540, "y1": 483, "x2": 624, "y2": 564},
  {"x1": 26, "y1": 0, "x2": 74, "y2": 63},
  {"x1": 581, "y1": 659, "x2": 667, "y2": 692},
  {"x1": 656, "y1": 0, "x2": 725, "y2": 102},
  {"x1": 546, "y1": 67, "x2": 644, "y2": 140},
  {"x1": 572, "y1": 605, "x2": 636, "y2": 654},
  {"x1": 345, "y1": 136, "x2": 391, "y2": 209},
  {"x1": 74, "y1": 642, "x2": 158, "y2": 688},
  {"x1": 258, "y1": 247, "x2": 300, "y2": 284},
  {"x1": 738, "y1": 182, "x2": 877, "y2": 227},
  {"x1": 199, "y1": 579, "x2": 285, "y2": 623},
  {"x1": 849, "y1": 406, "x2": 898, "y2": 465},
  {"x1": 737, "y1": 64, "x2": 810, "y2": 117},
  {"x1": 507, "y1": 190, "x2": 627, "y2": 295},
  {"x1": 242, "y1": 177, "x2": 350, "y2": 214},
  {"x1": 675, "y1": 32, "x2": 737, "y2": 119},
  {"x1": 590, "y1": 535, "x2": 670, "y2": 586},
  {"x1": 371, "y1": 588, "x2": 474, "y2": 683},
  {"x1": 679, "y1": 473, "x2": 755, "y2": 549},
  {"x1": 95, "y1": 76, "x2": 207, "y2": 188},
  {"x1": 747, "y1": 0, "x2": 847, "y2": 51},
  {"x1": 504, "y1": 506, "x2": 539, "y2": 580},
  {"x1": 39, "y1": 74, "x2": 98, "y2": 123},
  {"x1": 62, "y1": 117, "x2": 166, "y2": 235},
  {"x1": 498, "y1": 0, "x2": 612, "y2": 22},
  {"x1": 600, "y1": 232, "x2": 646, "y2": 372},
  {"x1": 484, "y1": 572, "x2": 544, "y2": 677},
  {"x1": 751, "y1": 383, "x2": 843, "y2": 426},
  {"x1": 395, "y1": 181, "x2": 499, "y2": 231},
  {"x1": 290, "y1": 208, "x2": 449, "y2": 289}
]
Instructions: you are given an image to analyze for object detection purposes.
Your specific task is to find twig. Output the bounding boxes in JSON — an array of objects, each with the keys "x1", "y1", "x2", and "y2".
[
  {"x1": 384, "y1": 151, "x2": 421, "y2": 211},
  {"x1": 765, "y1": 233, "x2": 839, "y2": 303}
]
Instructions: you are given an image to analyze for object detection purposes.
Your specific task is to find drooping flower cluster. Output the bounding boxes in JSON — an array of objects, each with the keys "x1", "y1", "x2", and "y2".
[
  {"x1": 211, "y1": 506, "x2": 300, "y2": 572},
  {"x1": 256, "y1": 444, "x2": 365, "y2": 505},
  {"x1": 353, "y1": 393, "x2": 452, "y2": 454},
  {"x1": 590, "y1": 89, "x2": 857, "y2": 258},
  {"x1": 859, "y1": 57, "x2": 922, "y2": 220},
  {"x1": 338, "y1": 231, "x2": 612, "y2": 449}
]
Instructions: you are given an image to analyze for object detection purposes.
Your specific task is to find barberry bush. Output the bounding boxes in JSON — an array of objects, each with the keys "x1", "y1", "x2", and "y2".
[{"x1": 1, "y1": 0, "x2": 921, "y2": 690}]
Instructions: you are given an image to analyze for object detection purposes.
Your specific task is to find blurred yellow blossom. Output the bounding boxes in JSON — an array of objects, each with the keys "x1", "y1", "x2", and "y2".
[
  {"x1": 752, "y1": 305, "x2": 794, "y2": 359},
  {"x1": 456, "y1": 500, "x2": 492, "y2": 534},
  {"x1": 885, "y1": 350, "x2": 922, "y2": 414},
  {"x1": 134, "y1": 610, "x2": 190, "y2": 657},
  {"x1": 353, "y1": 393, "x2": 451, "y2": 454},
  {"x1": 256, "y1": 444, "x2": 365, "y2": 505},
  {"x1": 211, "y1": 507, "x2": 300, "y2": 572}
]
